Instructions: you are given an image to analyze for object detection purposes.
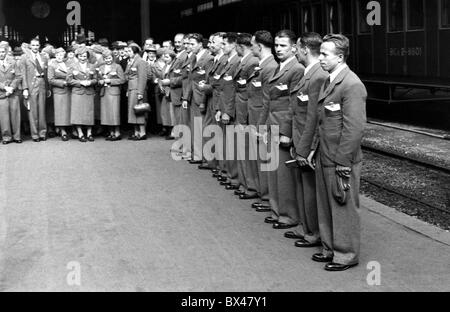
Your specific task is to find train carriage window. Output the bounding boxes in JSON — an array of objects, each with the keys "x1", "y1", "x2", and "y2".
[
  {"x1": 442, "y1": 0, "x2": 450, "y2": 28},
  {"x1": 303, "y1": 6, "x2": 312, "y2": 33},
  {"x1": 328, "y1": 0, "x2": 339, "y2": 33},
  {"x1": 312, "y1": 4, "x2": 323, "y2": 34},
  {"x1": 340, "y1": 0, "x2": 353, "y2": 34},
  {"x1": 407, "y1": 0, "x2": 424, "y2": 30},
  {"x1": 388, "y1": 0, "x2": 405, "y2": 32},
  {"x1": 358, "y1": 0, "x2": 371, "y2": 34}
]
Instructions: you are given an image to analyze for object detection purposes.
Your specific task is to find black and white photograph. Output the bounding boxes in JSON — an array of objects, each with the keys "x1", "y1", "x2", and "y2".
[{"x1": 0, "y1": 0, "x2": 449, "y2": 296}]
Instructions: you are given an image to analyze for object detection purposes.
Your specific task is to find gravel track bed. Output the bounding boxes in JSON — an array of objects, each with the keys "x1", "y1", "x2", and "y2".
[{"x1": 361, "y1": 151, "x2": 450, "y2": 231}]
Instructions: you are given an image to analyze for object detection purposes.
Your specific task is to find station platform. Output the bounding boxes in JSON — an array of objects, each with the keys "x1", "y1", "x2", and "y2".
[{"x1": 0, "y1": 137, "x2": 449, "y2": 292}]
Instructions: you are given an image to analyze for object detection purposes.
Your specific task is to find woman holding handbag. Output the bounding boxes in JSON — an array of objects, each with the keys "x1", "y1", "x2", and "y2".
[
  {"x1": 48, "y1": 47, "x2": 72, "y2": 141},
  {"x1": 98, "y1": 49, "x2": 126, "y2": 141},
  {"x1": 68, "y1": 47, "x2": 98, "y2": 142},
  {"x1": 125, "y1": 43, "x2": 148, "y2": 141}
]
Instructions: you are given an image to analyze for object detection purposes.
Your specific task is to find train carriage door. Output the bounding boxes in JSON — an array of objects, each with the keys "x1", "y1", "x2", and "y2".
[
  {"x1": 438, "y1": 0, "x2": 450, "y2": 78},
  {"x1": 357, "y1": 0, "x2": 374, "y2": 75},
  {"x1": 279, "y1": 1, "x2": 299, "y2": 33},
  {"x1": 386, "y1": 0, "x2": 426, "y2": 77},
  {"x1": 301, "y1": 1, "x2": 324, "y2": 34}
]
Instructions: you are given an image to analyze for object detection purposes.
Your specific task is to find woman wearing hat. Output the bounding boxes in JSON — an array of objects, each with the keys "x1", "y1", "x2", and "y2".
[
  {"x1": 98, "y1": 49, "x2": 126, "y2": 141},
  {"x1": 125, "y1": 43, "x2": 148, "y2": 140},
  {"x1": 48, "y1": 47, "x2": 71, "y2": 141},
  {"x1": 68, "y1": 47, "x2": 98, "y2": 142}
]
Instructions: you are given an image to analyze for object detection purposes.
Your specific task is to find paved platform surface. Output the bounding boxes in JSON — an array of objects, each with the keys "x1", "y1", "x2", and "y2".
[{"x1": 0, "y1": 138, "x2": 449, "y2": 292}]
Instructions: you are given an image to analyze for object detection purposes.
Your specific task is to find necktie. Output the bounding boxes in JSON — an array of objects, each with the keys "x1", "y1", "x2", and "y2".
[
  {"x1": 0, "y1": 61, "x2": 5, "y2": 71},
  {"x1": 35, "y1": 54, "x2": 44, "y2": 74},
  {"x1": 324, "y1": 76, "x2": 331, "y2": 90},
  {"x1": 274, "y1": 65, "x2": 281, "y2": 76}
]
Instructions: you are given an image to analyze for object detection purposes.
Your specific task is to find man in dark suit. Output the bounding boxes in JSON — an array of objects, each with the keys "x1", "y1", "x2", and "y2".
[
  {"x1": 198, "y1": 32, "x2": 228, "y2": 171},
  {"x1": 258, "y1": 30, "x2": 304, "y2": 229},
  {"x1": 285, "y1": 33, "x2": 328, "y2": 246},
  {"x1": 214, "y1": 32, "x2": 241, "y2": 188},
  {"x1": 182, "y1": 33, "x2": 214, "y2": 163},
  {"x1": 161, "y1": 33, "x2": 188, "y2": 140},
  {"x1": 248, "y1": 31, "x2": 279, "y2": 212},
  {"x1": 232, "y1": 33, "x2": 260, "y2": 199},
  {"x1": 309, "y1": 34, "x2": 367, "y2": 272}
]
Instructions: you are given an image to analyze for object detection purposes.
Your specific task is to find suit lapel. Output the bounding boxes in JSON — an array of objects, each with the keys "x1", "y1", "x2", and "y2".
[
  {"x1": 270, "y1": 58, "x2": 296, "y2": 83},
  {"x1": 318, "y1": 66, "x2": 349, "y2": 102}
]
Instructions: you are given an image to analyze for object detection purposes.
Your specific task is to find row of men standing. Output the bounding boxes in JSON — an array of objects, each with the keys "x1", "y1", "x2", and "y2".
[{"x1": 167, "y1": 31, "x2": 367, "y2": 272}]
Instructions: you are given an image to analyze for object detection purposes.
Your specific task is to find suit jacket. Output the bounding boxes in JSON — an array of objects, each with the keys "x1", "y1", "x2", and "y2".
[
  {"x1": 314, "y1": 66, "x2": 367, "y2": 168},
  {"x1": 125, "y1": 55, "x2": 147, "y2": 95},
  {"x1": 48, "y1": 59, "x2": 70, "y2": 95},
  {"x1": 181, "y1": 53, "x2": 196, "y2": 102},
  {"x1": 67, "y1": 62, "x2": 98, "y2": 95},
  {"x1": 189, "y1": 50, "x2": 214, "y2": 107},
  {"x1": 21, "y1": 52, "x2": 49, "y2": 91},
  {"x1": 289, "y1": 62, "x2": 328, "y2": 158},
  {"x1": 234, "y1": 53, "x2": 259, "y2": 125},
  {"x1": 0, "y1": 57, "x2": 22, "y2": 98},
  {"x1": 202, "y1": 54, "x2": 228, "y2": 114},
  {"x1": 168, "y1": 50, "x2": 189, "y2": 106},
  {"x1": 247, "y1": 55, "x2": 278, "y2": 126},
  {"x1": 97, "y1": 63, "x2": 126, "y2": 96},
  {"x1": 217, "y1": 53, "x2": 241, "y2": 118},
  {"x1": 258, "y1": 57, "x2": 304, "y2": 137}
]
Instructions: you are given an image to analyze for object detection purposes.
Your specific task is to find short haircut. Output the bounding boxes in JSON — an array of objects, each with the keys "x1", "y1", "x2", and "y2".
[
  {"x1": 213, "y1": 32, "x2": 227, "y2": 39},
  {"x1": 175, "y1": 33, "x2": 185, "y2": 40},
  {"x1": 299, "y1": 32, "x2": 323, "y2": 56},
  {"x1": 98, "y1": 38, "x2": 109, "y2": 47},
  {"x1": 144, "y1": 37, "x2": 155, "y2": 43},
  {"x1": 162, "y1": 48, "x2": 177, "y2": 59},
  {"x1": 323, "y1": 33, "x2": 350, "y2": 61},
  {"x1": 163, "y1": 40, "x2": 173, "y2": 47},
  {"x1": 237, "y1": 33, "x2": 252, "y2": 47},
  {"x1": 275, "y1": 29, "x2": 296, "y2": 45},
  {"x1": 30, "y1": 38, "x2": 40, "y2": 44},
  {"x1": 254, "y1": 30, "x2": 273, "y2": 49},
  {"x1": 189, "y1": 33, "x2": 204, "y2": 43},
  {"x1": 223, "y1": 32, "x2": 238, "y2": 44}
]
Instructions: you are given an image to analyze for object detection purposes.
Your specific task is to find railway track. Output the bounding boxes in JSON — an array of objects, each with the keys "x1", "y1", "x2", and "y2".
[{"x1": 361, "y1": 147, "x2": 450, "y2": 216}]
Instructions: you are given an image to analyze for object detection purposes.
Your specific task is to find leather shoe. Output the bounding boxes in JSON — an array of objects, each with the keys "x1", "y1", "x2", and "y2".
[
  {"x1": 324, "y1": 262, "x2": 358, "y2": 272},
  {"x1": 273, "y1": 222, "x2": 297, "y2": 230},
  {"x1": 284, "y1": 231, "x2": 304, "y2": 240},
  {"x1": 33, "y1": 139, "x2": 40, "y2": 143},
  {"x1": 255, "y1": 206, "x2": 271, "y2": 213},
  {"x1": 212, "y1": 173, "x2": 220, "y2": 178},
  {"x1": 312, "y1": 253, "x2": 333, "y2": 263},
  {"x1": 212, "y1": 169, "x2": 220, "y2": 174},
  {"x1": 189, "y1": 160, "x2": 203, "y2": 165},
  {"x1": 234, "y1": 190, "x2": 245, "y2": 196},
  {"x1": 225, "y1": 184, "x2": 239, "y2": 190},
  {"x1": 217, "y1": 176, "x2": 227, "y2": 182},
  {"x1": 252, "y1": 202, "x2": 267, "y2": 209},
  {"x1": 14, "y1": 140, "x2": 23, "y2": 144},
  {"x1": 2, "y1": 141, "x2": 11, "y2": 145},
  {"x1": 239, "y1": 193, "x2": 259, "y2": 200},
  {"x1": 295, "y1": 238, "x2": 322, "y2": 248},
  {"x1": 220, "y1": 181, "x2": 231, "y2": 186},
  {"x1": 198, "y1": 164, "x2": 211, "y2": 170},
  {"x1": 264, "y1": 216, "x2": 278, "y2": 224}
]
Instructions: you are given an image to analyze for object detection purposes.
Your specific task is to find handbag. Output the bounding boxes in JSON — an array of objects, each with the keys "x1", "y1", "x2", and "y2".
[{"x1": 133, "y1": 99, "x2": 151, "y2": 115}]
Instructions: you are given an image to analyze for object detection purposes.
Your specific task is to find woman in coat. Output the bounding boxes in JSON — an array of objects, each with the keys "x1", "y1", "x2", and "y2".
[
  {"x1": 48, "y1": 48, "x2": 71, "y2": 141},
  {"x1": 125, "y1": 44, "x2": 148, "y2": 140},
  {"x1": 68, "y1": 47, "x2": 98, "y2": 142},
  {"x1": 98, "y1": 49, "x2": 126, "y2": 141},
  {"x1": 159, "y1": 49, "x2": 177, "y2": 140}
]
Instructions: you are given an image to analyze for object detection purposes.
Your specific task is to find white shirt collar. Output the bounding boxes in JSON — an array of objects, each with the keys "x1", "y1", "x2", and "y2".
[
  {"x1": 304, "y1": 59, "x2": 320, "y2": 75},
  {"x1": 240, "y1": 52, "x2": 251, "y2": 64},
  {"x1": 259, "y1": 54, "x2": 271, "y2": 66},
  {"x1": 279, "y1": 56, "x2": 296, "y2": 72},
  {"x1": 214, "y1": 50, "x2": 224, "y2": 62},
  {"x1": 227, "y1": 51, "x2": 237, "y2": 63},
  {"x1": 329, "y1": 63, "x2": 348, "y2": 83},
  {"x1": 196, "y1": 49, "x2": 206, "y2": 62}
]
